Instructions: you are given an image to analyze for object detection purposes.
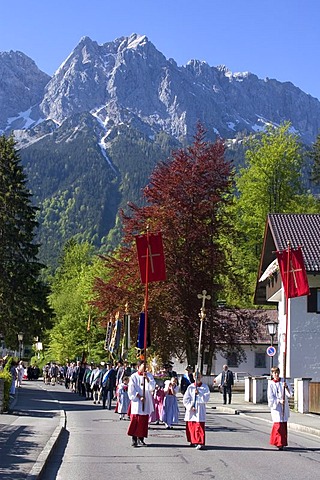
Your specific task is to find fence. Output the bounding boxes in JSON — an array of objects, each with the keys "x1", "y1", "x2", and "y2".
[{"x1": 309, "y1": 382, "x2": 320, "y2": 414}]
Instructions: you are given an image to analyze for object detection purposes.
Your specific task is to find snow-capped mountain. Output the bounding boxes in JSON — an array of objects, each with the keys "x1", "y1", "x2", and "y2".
[
  {"x1": 1, "y1": 33, "x2": 319, "y2": 267},
  {"x1": 2, "y1": 33, "x2": 320, "y2": 145}
]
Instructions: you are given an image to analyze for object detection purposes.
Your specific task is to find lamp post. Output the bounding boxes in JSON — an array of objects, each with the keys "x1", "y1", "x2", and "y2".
[
  {"x1": 266, "y1": 321, "x2": 278, "y2": 370},
  {"x1": 18, "y1": 332, "x2": 24, "y2": 360}
]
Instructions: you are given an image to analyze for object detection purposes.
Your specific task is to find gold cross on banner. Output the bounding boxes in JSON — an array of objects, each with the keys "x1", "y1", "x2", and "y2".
[
  {"x1": 141, "y1": 244, "x2": 161, "y2": 273},
  {"x1": 289, "y1": 261, "x2": 302, "y2": 289}
]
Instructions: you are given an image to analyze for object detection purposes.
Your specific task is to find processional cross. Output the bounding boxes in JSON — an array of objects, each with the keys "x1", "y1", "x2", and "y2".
[{"x1": 196, "y1": 290, "x2": 211, "y2": 375}]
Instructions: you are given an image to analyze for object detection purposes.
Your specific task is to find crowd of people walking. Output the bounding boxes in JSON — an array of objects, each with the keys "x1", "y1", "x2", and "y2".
[{"x1": 4, "y1": 356, "x2": 293, "y2": 451}]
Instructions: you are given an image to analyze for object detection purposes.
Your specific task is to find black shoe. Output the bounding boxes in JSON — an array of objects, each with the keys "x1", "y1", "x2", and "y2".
[
  {"x1": 138, "y1": 438, "x2": 147, "y2": 446},
  {"x1": 277, "y1": 446, "x2": 284, "y2": 450},
  {"x1": 131, "y1": 436, "x2": 138, "y2": 447}
]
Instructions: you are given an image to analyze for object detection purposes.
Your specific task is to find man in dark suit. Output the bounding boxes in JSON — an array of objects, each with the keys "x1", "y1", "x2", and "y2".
[
  {"x1": 101, "y1": 362, "x2": 117, "y2": 409},
  {"x1": 220, "y1": 364, "x2": 234, "y2": 404}
]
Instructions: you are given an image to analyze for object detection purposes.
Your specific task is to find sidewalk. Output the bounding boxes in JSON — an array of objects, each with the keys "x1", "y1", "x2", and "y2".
[
  {"x1": 0, "y1": 380, "x2": 65, "y2": 480},
  {"x1": 209, "y1": 391, "x2": 320, "y2": 438},
  {"x1": 1, "y1": 384, "x2": 320, "y2": 479}
]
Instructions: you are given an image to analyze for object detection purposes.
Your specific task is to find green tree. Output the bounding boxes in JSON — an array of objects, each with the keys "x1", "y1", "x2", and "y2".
[
  {"x1": 225, "y1": 122, "x2": 320, "y2": 305},
  {"x1": 0, "y1": 135, "x2": 52, "y2": 347},
  {"x1": 47, "y1": 239, "x2": 106, "y2": 363},
  {"x1": 310, "y1": 132, "x2": 320, "y2": 184}
]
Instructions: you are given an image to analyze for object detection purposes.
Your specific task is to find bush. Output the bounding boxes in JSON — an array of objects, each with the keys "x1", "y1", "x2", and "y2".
[{"x1": 0, "y1": 369, "x2": 12, "y2": 412}]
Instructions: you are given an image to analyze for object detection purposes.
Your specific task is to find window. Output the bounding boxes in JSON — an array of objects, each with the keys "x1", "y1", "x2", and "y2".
[
  {"x1": 307, "y1": 288, "x2": 320, "y2": 313},
  {"x1": 255, "y1": 352, "x2": 266, "y2": 369},
  {"x1": 226, "y1": 353, "x2": 238, "y2": 368},
  {"x1": 203, "y1": 351, "x2": 210, "y2": 365}
]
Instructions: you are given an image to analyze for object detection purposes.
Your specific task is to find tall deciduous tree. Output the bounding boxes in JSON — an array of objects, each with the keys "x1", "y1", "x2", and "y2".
[
  {"x1": 48, "y1": 239, "x2": 106, "y2": 363},
  {"x1": 0, "y1": 135, "x2": 52, "y2": 347},
  {"x1": 94, "y1": 124, "x2": 260, "y2": 371},
  {"x1": 225, "y1": 122, "x2": 320, "y2": 305}
]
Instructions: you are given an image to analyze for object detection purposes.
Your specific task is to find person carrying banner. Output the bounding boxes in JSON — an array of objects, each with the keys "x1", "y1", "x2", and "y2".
[
  {"x1": 183, "y1": 371, "x2": 210, "y2": 450},
  {"x1": 127, "y1": 360, "x2": 155, "y2": 447},
  {"x1": 268, "y1": 366, "x2": 293, "y2": 450}
]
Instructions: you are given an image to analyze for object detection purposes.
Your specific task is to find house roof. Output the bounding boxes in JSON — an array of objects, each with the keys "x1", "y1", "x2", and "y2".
[{"x1": 254, "y1": 214, "x2": 320, "y2": 305}]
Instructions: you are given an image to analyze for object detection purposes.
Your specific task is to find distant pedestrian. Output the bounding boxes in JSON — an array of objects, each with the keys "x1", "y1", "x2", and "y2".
[
  {"x1": 90, "y1": 364, "x2": 102, "y2": 404},
  {"x1": 162, "y1": 377, "x2": 179, "y2": 429},
  {"x1": 117, "y1": 376, "x2": 130, "y2": 419},
  {"x1": 101, "y1": 362, "x2": 116, "y2": 410},
  {"x1": 180, "y1": 365, "x2": 194, "y2": 394},
  {"x1": 219, "y1": 365, "x2": 234, "y2": 404},
  {"x1": 16, "y1": 361, "x2": 24, "y2": 387},
  {"x1": 183, "y1": 372, "x2": 210, "y2": 450},
  {"x1": 10, "y1": 361, "x2": 17, "y2": 396},
  {"x1": 268, "y1": 366, "x2": 293, "y2": 450},
  {"x1": 149, "y1": 385, "x2": 165, "y2": 424}
]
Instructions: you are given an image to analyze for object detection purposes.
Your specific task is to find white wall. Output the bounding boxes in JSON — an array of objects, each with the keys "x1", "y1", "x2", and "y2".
[
  {"x1": 276, "y1": 281, "x2": 320, "y2": 381},
  {"x1": 172, "y1": 345, "x2": 272, "y2": 377}
]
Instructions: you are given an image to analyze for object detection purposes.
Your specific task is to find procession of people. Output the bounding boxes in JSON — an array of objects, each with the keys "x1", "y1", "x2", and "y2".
[{"x1": 2, "y1": 352, "x2": 294, "y2": 451}]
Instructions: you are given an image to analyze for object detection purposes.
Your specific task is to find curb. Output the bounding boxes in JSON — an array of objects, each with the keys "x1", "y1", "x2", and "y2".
[
  {"x1": 214, "y1": 405, "x2": 320, "y2": 439},
  {"x1": 288, "y1": 422, "x2": 320, "y2": 438},
  {"x1": 26, "y1": 408, "x2": 66, "y2": 479}
]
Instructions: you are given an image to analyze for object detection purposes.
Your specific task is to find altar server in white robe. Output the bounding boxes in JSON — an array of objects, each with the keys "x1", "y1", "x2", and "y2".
[
  {"x1": 183, "y1": 372, "x2": 210, "y2": 450},
  {"x1": 268, "y1": 366, "x2": 293, "y2": 450},
  {"x1": 127, "y1": 361, "x2": 155, "y2": 447}
]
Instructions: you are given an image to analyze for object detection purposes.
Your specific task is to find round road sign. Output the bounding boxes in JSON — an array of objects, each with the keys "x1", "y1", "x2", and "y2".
[{"x1": 266, "y1": 345, "x2": 276, "y2": 357}]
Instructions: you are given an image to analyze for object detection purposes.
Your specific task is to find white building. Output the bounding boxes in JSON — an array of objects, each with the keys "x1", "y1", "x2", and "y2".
[{"x1": 255, "y1": 213, "x2": 320, "y2": 381}]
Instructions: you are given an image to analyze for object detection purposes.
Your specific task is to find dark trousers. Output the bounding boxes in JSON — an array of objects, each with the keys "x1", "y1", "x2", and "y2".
[
  {"x1": 222, "y1": 385, "x2": 232, "y2": 404},
  {"x1": 102, "y1": 388, "x2": 113, "y2": 409}
]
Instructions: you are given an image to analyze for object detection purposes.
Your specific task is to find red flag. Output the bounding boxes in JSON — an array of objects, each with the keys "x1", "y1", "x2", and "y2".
[
  {"x1": 136, "y1": 232, "x2": 166, "y2": 283},
  {"x1": 276, "y1": 246, "x2": 310, "y2": 298}
]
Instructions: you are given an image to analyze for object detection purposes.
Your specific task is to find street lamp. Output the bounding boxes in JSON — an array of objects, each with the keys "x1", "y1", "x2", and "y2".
[
  {"x1": 266, "y1": 321, "x2": 278, "y2": 370},
  {"x1": 18, "y1": 332, "x2": 24, "y2": 360}
]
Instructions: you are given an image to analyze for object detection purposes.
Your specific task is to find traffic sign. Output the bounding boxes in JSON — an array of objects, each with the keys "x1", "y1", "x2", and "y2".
[{"x1": 266, "y1": 345, "x2": 276, "y2": 357}]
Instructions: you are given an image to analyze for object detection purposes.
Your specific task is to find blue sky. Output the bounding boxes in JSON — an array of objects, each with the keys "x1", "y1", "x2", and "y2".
[{"x1": 1, "y1": 0, "x2": 319, "y2": 100}]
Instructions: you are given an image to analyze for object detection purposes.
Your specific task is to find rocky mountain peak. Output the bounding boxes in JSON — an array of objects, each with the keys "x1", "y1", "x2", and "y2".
[
  {"x1": 1, "y1": 34, "x2": 320, "y2": 145},
  {"x1": 0, "y1": 51, "x2": 50, "y2": 130}
]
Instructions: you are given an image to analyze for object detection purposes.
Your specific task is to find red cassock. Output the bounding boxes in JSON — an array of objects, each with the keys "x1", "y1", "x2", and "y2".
[
  {"x1": 270, "y1": 422, "x2": 288, "y2": 447},
  {"x1": 185, "y1": 421, "x2": 206, "y2": 445},
  {"x1": 127, "y1": 414, "x2": 149, "y2": 438}
]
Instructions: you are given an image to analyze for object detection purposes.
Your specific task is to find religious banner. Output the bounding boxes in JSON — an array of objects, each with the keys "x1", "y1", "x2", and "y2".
[
  {"x1": 108, "y1": 318, "x2": 122, "y2": 353},
  {"x1": 136, "y1": 312, "x2": 151, "y2": 349},
  {"x1": 135, "y1": 232, "x2": 166, "y2": 283},
  {"x1": 104, "y1": 320, "x2": 113, "y2": 351},
  {"x1": 123, "y1": 313, "x2": 131, "y2": 350},
  {"x1": 276, "y1": 246, "x2": 310, "y2": 299}
]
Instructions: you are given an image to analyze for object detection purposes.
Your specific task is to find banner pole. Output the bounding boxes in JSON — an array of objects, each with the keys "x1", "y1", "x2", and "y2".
[
  {"x1": 282, "y1": 241, "x2": 290, "y2": 420},
  {"x1": 142, "y1": 227, "x2": 150, "y2": 411}
]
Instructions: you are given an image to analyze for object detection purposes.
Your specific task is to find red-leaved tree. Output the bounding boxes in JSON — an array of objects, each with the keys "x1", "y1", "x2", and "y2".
[{"x1": 94, "y1": 124, "x2": 261, "y2": 372}]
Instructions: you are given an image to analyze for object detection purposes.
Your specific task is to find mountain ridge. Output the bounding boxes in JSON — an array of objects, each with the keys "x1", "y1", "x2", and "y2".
[{"x1": 0, "y1": 33, "x2": 319, "y2": 268}]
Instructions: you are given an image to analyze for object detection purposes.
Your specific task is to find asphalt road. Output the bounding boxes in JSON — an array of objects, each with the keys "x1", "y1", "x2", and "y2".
[{"x1": 40, "y1": 386, "x2": 320, "y2": 480}]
